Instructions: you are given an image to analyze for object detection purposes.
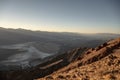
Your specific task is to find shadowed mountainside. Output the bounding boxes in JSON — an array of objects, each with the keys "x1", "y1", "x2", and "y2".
[{"x1": 0, "y1": 47, "x2": 87, "y2": 80}]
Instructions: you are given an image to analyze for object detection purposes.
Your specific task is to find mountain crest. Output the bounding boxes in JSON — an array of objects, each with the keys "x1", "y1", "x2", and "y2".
[{"x1": 39, "y1": 37, "x2": 120, "y2": 80}]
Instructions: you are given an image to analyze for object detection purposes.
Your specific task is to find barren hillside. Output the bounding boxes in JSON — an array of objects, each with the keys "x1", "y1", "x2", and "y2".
[{"x1": 38, "y1": 37, "x2": 120, "y2": 80}]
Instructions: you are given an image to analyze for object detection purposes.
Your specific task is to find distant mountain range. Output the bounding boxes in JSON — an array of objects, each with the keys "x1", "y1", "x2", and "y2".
[{"x1": 0, "y1": 27, "x2": 119, "y2": 46}]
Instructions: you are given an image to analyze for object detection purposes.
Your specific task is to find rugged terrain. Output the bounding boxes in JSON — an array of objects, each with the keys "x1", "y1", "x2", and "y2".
[
  {"x1": 0, "y1": 27, "x2": 120, "y2": 80},
  {"x1": 38, "y1": 37, "x2": 120, "y2": 80}
]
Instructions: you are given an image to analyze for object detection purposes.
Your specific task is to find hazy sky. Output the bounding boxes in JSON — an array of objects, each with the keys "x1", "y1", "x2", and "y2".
[{"x1": 0, "y1": 0, "x2": 120, "y2": 33}]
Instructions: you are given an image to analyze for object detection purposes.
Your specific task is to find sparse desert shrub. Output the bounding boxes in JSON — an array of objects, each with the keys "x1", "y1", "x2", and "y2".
[
  {"x1": 86, "y1": 51, "x2": 90, "y2": 54},
  {"x1": 109, "y1": 55, "x2": 117, "y2": 60},
  {"x1": 116, "y1": 60, "x2": 120, "y2": 65},
  {"x1": 102, "y1": 42, "x2": 107, "y2": 47},
  {"x1": 57, "y1": 75, "x2": 65, "y2": 79},
  {"x1": 72, "y1": 74, "x2": 77, "y2": 78},
  {"x1": 95, "y1": 45, "x2": 102, "y2": 51},
  {"x1": 66, "y1": 75, "x2": 71, "y2": 78}
]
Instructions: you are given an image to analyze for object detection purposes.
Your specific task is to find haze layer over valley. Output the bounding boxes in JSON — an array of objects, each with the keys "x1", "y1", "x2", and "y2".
[{"x1": 0, "y1": 27, "x2": 120, "y2": 70}]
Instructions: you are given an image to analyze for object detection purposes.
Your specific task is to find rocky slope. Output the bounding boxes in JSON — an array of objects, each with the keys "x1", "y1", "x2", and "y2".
[{"x1": 38, "y1": 37, "x2": 120, "y2": 80}]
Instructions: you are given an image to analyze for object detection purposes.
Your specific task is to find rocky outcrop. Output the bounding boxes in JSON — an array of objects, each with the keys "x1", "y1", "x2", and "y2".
[
  {"x1": 79, "y1": 37, "x2": 120, "y2": 65},
  {"x1": 38, "y1": 37, "x2": 120, "y2": 80}
]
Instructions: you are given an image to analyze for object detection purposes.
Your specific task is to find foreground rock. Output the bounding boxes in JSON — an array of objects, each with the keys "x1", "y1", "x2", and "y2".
[{"x1": 38, "y1": 37, "x2": 120, "y2": 80}]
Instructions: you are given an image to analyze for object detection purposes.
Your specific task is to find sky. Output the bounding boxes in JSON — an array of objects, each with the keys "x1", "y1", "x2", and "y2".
[{"x1": 0, "y1": 0, "x2": 120, "y2": 33}]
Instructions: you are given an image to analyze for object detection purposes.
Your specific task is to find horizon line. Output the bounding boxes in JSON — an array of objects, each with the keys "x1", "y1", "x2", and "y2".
[{"x1": 0, "y1": 26, "x2": 120, "y2": 35}]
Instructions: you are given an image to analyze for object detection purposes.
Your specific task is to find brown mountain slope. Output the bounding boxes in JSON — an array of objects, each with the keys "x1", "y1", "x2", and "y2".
[{"x1": 38, "y1": 37, "x2": 120, "y2": 80}]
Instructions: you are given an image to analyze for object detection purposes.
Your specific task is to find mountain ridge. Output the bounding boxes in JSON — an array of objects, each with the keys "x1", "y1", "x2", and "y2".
[
  {"x1": 38, "y1": 37, "x2": 120, "y2": 80},
  {"x1": 0, "y1": 27, "x2": 120, "y2": 35}
]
